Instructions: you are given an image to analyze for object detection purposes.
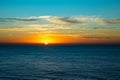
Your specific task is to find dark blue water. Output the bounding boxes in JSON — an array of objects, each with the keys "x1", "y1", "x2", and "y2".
[{"x1": 0, "y1": 44, "x2": 120, "y2": 80}]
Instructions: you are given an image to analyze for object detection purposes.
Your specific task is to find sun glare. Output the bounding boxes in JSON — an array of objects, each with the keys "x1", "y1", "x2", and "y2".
[
  {"x1": 38, "y1": 36, "x2": 60, "y2": 45},
  {"x1": 41, "y1": 39, "x2": 50, "y2": 45},
  {"x1": 45, "y1": 42, "x2": 48, "y2": 45}
]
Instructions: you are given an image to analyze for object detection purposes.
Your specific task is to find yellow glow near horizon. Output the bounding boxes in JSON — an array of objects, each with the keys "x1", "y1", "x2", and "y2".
[
  {"x1": 43, "y1": 40, "x2": 49, "y2": 45},
  {"x1": 45, "y1": 42, "x2": 48, "y2": 45},
  {"x1": 40, "y1": 38, "x2": 54, "y2": 44},
  {"x1": 1, "y1": 33, "x2": 120, "y2": 44}
]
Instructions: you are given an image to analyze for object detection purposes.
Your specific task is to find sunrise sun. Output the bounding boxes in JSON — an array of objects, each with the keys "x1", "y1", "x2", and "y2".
[
  {"x1": 44, "y1": 41, "x2": 48, "y2": 45},
  {"x1": 41, "y1": 39, "x2": 51, "y2": 45}
]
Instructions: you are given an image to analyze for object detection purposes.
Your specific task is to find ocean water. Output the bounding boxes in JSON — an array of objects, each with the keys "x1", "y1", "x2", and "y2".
[{"x1": 0, "y1": 44, "x2": 120, "y2": 80}]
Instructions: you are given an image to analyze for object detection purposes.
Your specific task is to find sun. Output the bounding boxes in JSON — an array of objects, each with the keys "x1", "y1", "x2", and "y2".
[
  {"x1": 42, "y1": 39, "x2": 50, "y2": 45},
  {"x1": 44, "y1": 42, "x2": 48, "y2": 45},
  {"x1": 37, "y1": 36, "x2": 57, "y2": 45}
]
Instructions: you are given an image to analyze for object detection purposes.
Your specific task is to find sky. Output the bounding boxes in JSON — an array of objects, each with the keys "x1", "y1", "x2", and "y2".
[{"x1": 0, "y1": 0, "x2": 120, "y2": 44}]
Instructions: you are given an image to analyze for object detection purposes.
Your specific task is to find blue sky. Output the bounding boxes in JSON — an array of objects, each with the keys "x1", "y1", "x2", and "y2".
[{"x1": 0, "y1": 0, "x2": 120, "y2": 18}]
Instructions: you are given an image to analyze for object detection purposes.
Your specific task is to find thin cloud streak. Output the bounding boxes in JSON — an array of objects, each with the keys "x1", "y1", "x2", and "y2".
[
  {"x1": 0, "y1": 16, "x2": 120, "y2": 24},
  {"x1": 0, "y1": 18, "x2": 38, "y2": 22},
  {"x1": 83, "y1": 36, "x2": 111, "y2": 39}
]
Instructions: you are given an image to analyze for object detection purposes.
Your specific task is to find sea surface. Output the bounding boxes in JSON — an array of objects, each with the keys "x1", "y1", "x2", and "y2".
[{"x1": 0, "y1": 44, "x2": 120, "y2": 80}]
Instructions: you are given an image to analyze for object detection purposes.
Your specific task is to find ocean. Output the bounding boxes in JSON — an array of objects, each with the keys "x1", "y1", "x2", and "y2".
[{"x1": 0, "y1": 44, "x2": 120, "y2": 80}]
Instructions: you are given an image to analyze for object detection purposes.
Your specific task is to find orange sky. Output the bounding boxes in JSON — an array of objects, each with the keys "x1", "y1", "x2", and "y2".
[
  {"x1": 0, "y1": 16, "x2": 120, "y2": 44},
  {"x1": 0, "y1": 33, "x2": 120, "y2": 44}
]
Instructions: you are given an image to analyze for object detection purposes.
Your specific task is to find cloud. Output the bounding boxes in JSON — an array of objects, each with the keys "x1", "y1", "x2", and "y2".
[
  {"x1": 0, "y1": 27, "x2": 25, "y2": 31},
  {"x1": 103, "y1": 18, "x2": 120, "y2": 24},
  {"x1": 28, "y1": 16, "x2": 51, "y2": 19},
  {"x1": 92, "y1": 17, "x2": 120, "y2": 24},
  {"x1": 0, "y1": 24, "x2": 73, "y2": 32},
  {"x1": 0, "y1": 16, "x2": 120, "y2": 25},
  {"x1": 46, "y1": 16, "x2": 120, "y2": 24},
  {"x1": 47, "y1": 16, "x2": 88, "y2": 24},
  {"x1": 0, "y1": 24, "x2": 51, "y2": 32},
  {"x1": 0, "y1": 18, "x2": 38, "y2": 22},
  {"x1": 83, "y1": 36, "x2": 111, "y2": 39}
]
